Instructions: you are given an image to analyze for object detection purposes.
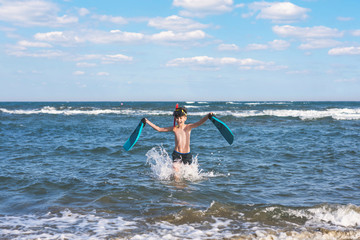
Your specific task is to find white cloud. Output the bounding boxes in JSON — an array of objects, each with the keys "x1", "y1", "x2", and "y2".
[
  {"x1": 34, "y1": 31, "x2": 83, "y2": 45},
  {"x1": 173, "y1": 0, "x2": 236, "y2": 17},
  {"x1": 247, "y1": 39, "x2": 290, "y2": 51},
  {"x1": 148, "y1": 15, "x2": 209, "y2": 32},
  {"x1": 33, "y1": 28, "x2": 208, "y2": 46},
  {"x1": 268, "y1": 39, "x2": 290, "y2": 50},
  {"x1": 75, "y1": 54, "x2": 133, "y2": 64},
  {"x1": 78, "y1": 8, "x2": 90, "y2": 17},
  {"x1": 73, "y1": 71, "x2": 85, "y2": 75},
  {"x1": 17, "y1": 69, "x2": 42, "y2": 75},
  {"x1": 18, "y1": 40, "x2": 52, "y2": 48},
  {"x1": 328, "y1": 47, "x2": 360, "y2": 55},
  {"x1": 246, "y1": 43, "x2": 268, "y2": 50},
  {"x1": 8, "y1": 41, "x2": 133, "y2": 64},
  {"x1": 286, "y1": 70, "x2": 310, "y2": 75},
  {"x1": 273, "y1": 25, "x2": 344, "y2": 50},
  {"x1": 97, "y1": 72, "x2": 110, "y2": 76},
  {"x1": 34, "y1": 30, "x2": 144, "y2": 45},
  {"x1": 0, "y1": 0, "x2": 78, "y2": 26},
  {"x1": 102, "y1": 54, "x2": 133, "y2": 63},
  {"x1": 0, "y1": 25, "x2": 16, "y2": 32},
  {"x1": 6, "y1": 39, "x2": 64, "y2": 58},
  {"x1": 299, "y1": 39, "x2": 341, "y2": 50},
  {"x1": 56, "y1": 15, "x2": 78, "y2": 25},
  {"x1": 166, "y1": 56, "x2": 287, "y2": 70},
  {"x1": 92, "y1": 15, "x2": 127, "y2": 24},
  {"x1": 337, "y1": 16, "x2": 353, "y2": 22},
  {"x1": 8, "y1": 49, "x2": 66, "y2": 58},
  {"x1": 92, "y1": 30, "x2": 144, "y2": 43},
  {"x1": 350, "y1": 30, "x2": 360, "y2": 36},
  {"x1": 218, "y1": 43, "x2": 239, "y2": 51},
  {"x1": 245, "y1": 2, "x2": 310, "y2": 23},
  {"x1": 76, "y1": 82, "x2": 87, "y2": 88},
  {"x1": 273, "y1": 25, "x2": 343, "y2": 39},
  {"x1": 150, "y1": 30, "x2": 207, "y2": 42},
  {"x1": 76, "y1": 62, "x2": 97, "y2": 67}
]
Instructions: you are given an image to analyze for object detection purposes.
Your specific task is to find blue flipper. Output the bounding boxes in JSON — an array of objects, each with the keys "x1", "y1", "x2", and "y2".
[
  {"x1": 123, "y1": 119, "x2": 146, "y2": 151},
  {"x1": 209, "y1": 115, "x2": 234, "y2": 145}
]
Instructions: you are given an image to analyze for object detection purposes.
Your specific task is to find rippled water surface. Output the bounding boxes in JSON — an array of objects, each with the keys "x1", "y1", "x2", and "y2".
[{"x1": 1, "y1": 101, "x2": 360, "y2": 239}]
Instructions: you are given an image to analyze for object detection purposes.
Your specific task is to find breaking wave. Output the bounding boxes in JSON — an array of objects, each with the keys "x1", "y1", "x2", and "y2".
[
  {"x1": 2, "y1": 203, "x2": 359, "y2": 239},
  {"x1": 135, "y1": 202, "x2": 360, "y2": 240},
  {"x1": 2, "y1": 106, "x2": 360, "y2": 120},
  {"x1": 0, "y1": 106, "x2": 171, "y2": 116},
  {"x1": 0, "y1": 209, "x2": 136, "y2": 240},
  {"x1": 191, "y1": 108, "x2": 360, "y2": 120}
]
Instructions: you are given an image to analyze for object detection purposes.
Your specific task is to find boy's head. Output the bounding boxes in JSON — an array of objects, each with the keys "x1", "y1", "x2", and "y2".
[{"x1": 173, "y1": 107, "x2": 187, "y2": 119}]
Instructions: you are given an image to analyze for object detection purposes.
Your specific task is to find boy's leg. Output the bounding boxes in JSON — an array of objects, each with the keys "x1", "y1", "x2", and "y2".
[
  {"x1": 172, "y1": 151, "x2": 182, "y2": 181},
  {"x1": 173, "y1": 162, "x2": 181, "y2": 182}
]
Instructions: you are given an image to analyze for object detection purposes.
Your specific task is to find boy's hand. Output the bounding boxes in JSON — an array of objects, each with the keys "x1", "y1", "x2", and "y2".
[
  {"x1": 208, "y1": 112, "x2": 214, "y2": 119},
  {"x1": 141, "y1": 118, "x2": 147, "y2": 125}
]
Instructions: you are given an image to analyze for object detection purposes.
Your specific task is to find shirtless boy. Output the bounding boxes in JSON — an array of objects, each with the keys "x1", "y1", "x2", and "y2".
[{"x1": 144, "y1": 107, "x2": 212, "y2": 180}]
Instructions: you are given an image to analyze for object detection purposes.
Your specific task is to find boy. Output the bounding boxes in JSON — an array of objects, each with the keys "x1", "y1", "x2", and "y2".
[{"x1": 144, "y1": 107, "x2": 212, "y2": 180}]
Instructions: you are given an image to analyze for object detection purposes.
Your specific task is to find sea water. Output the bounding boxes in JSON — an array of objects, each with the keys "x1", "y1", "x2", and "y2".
[{"x1": 1, "y1": 101, "x2": 360, "y2": 239}]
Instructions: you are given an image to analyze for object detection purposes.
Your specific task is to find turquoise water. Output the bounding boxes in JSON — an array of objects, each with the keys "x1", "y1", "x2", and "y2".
[{"x1": 1, "y1": 101, "x2": 360, "y2": 239}]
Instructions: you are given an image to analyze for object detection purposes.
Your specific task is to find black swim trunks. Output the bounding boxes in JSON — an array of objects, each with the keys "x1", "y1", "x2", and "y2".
[{"x1": 172, "y1": 150, "x2": 192, "y2": 164}]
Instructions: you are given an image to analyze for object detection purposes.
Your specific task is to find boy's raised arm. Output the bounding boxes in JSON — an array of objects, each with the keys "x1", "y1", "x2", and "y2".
[
  {"x1": 188, "y1": 113, "x2": 213, "y2": 129},
  {"x1": 145, "y1": 118, "x2": 173, "y2": 132}
]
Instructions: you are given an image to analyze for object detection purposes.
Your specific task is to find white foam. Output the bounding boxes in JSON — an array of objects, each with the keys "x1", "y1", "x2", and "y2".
[
  {"x1": 265, "y1": 204, "x2": 360, "y2": 229},
  {"x1": 190, "y1": 108, "x2": 360, "y2": 120},
  {"x1": 245, "y1": 102, "x2": 289, "y2": 106},
  {"x1": 2, "y1": 204, "x2": 359, "y2": 240},
  {"x1": 244, "y1": 108, "x2": 360, "y2": 120},
  {"x1": 2, "y1": 106, "x2": 360, "y2": 120},
  {"x1": 0, "y1": 209, "x2": 136, "y2": 239},
  {"x1": 0, "y1": 107, "x2": 172, "y2": 116},
  {"x1": 249, "y1": 229, "x2": 360, "y2": 240},
  {"x1": 0, "y1": 106, "x2": 123, "y2": 115},
  {"x1": 306, "y1": 204, "x2": 360, "y2": 228},
  {"x1": 184, "y1": 105, "x2": 203, "y2": 109},
  {"x1": 130, "y1": 202, "x2": 360, "y2": 240},
  {"x1": 131, "y1": 217, "x2": 234, "y2": 240}
]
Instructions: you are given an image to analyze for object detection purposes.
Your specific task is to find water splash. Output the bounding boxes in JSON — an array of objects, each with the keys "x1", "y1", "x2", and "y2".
[
  {"x1": 146, "y1": 146, "x2": 174, "y2": 181},
  {"x1": 145, "y1": 146, "x2": 221, "y2": 182}
]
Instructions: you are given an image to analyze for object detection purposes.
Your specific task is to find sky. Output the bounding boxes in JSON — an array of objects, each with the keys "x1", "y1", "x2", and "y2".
[{"x1": 0, "y1": 0, "x2": 360, "y2": 101}]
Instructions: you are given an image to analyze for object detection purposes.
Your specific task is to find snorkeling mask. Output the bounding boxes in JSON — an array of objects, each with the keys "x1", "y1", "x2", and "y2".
[{"x1": 173, "y1": 107, "x2": 187, "y2": 118}]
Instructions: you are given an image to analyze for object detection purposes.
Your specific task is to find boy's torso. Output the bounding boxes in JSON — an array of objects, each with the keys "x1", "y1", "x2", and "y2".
[{"x1": 173, "y1": 125, "x2": 191, "y2": 153}]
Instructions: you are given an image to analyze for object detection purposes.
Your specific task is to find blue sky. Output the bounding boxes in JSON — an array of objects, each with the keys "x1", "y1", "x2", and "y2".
[{"x1": 0, "y1": 0, "x2": 360, "y2": 101}]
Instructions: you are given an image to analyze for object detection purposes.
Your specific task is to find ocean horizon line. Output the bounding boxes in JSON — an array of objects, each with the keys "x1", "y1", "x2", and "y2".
[{"x1": 1, "y1": 100, "x2": 360, "y2": 103}]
